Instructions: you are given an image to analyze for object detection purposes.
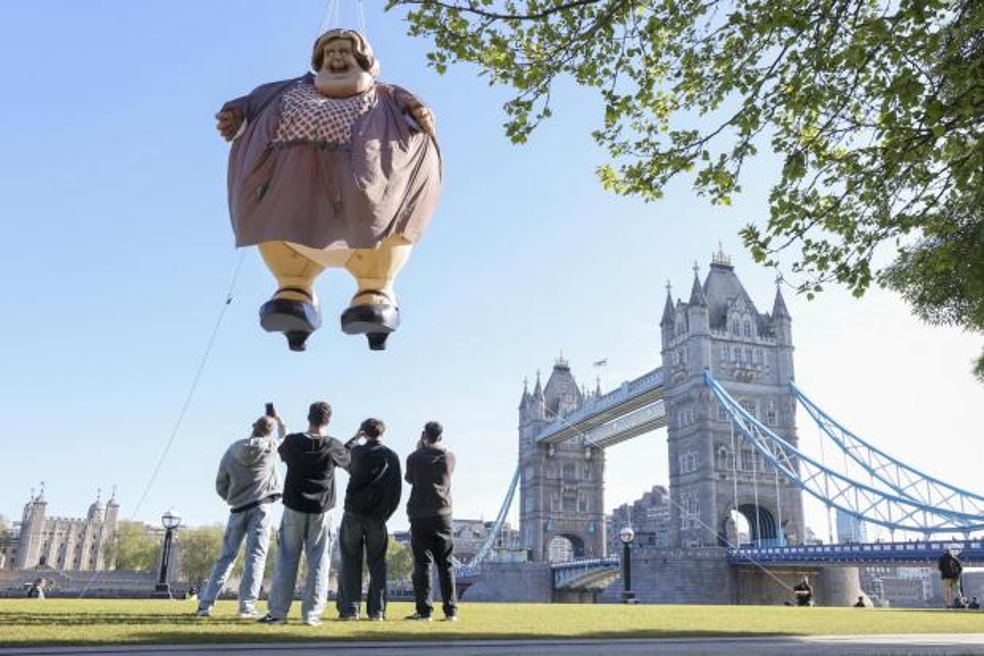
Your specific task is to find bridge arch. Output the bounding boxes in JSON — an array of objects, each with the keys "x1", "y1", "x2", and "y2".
[{"x1": 546, "y1": 533, "x2": 586, "y2": 562}]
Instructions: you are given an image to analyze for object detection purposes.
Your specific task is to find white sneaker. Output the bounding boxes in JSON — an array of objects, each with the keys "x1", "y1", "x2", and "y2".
[
  {"x1": 303, "y1": 617, "x2": 323, "y2": 626},
  {"x1": 194, "y1": 608, "x2": 211, "y2": 618},
  {"x1": 238, "y1": 609, "x2": 258, "y2": 619}
]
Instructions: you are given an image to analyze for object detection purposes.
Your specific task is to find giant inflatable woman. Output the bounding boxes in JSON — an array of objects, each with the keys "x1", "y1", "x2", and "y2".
[{"x1": 216, "y1": 29, "x2": 442, "y2": 351}]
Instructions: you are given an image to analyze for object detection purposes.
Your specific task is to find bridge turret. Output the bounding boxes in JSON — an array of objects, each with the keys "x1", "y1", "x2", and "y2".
[
  {"x1": 664, "y1": 250, "x2": 804, "y2": 549},
  {"x1": 771, "y1": 282, "x2": 795, "y2": 383}
]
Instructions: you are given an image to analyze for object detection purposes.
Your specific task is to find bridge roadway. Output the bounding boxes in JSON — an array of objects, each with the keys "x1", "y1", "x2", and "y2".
[
  {"x1": 533, "y1": 367, "x2": 665, "y2": 448},
  {"x1": 728, "y1": 539, "x2": 984, "y2": 566}
]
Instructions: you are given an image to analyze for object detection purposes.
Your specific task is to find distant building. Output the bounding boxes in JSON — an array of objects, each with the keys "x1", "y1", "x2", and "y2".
[
  {"x1": 862, "y1": 566, "x2": 933, "y2": 607},
  {"x1": 836, "y1": 509, "x2": 867, "y2": 543},
  {"x1": 396, "y1": 520, "x2": 521, "y2": 565},
  {"x1": 0, "y1": 485, "x2": 119, "y2": 572},
  {"x1": 608, "y1": 485, "x2": 671, "y2": 554}
]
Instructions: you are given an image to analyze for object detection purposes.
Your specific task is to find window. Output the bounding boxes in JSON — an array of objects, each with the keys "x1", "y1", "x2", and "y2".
[
  {"x1": 745, "y1": 347, "x2": 753, "y2": 363},
  {"x1": 743, "y1": 319, "x2": 752, "y2": 337},
  {"x1": 732, "y1": 320, "x2": 740, "y2": 335},
  {"x1": 562, "y1": 463, "x2": 575, "y2": 480},
  {"x1": 740, "y1": 399, "x2": 756, "y2": 418},
  {"x1": 678, "y1": 450, "x2": 699, "y2": 474},
  {"x1": 717, "y1": 404, "x2": 729, "y2": 421},
  {"x1": 723, "y1": 345, "x2": 730, "y2": 361}
]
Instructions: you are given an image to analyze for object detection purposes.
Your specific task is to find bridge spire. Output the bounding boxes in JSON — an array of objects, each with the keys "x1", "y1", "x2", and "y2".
[
  {"x1": 772, "y1": 280, "x2": 791, "y2": 319},
  {"x1": 689, "y1": 265, "x2": 707, "y2": 306},
  {"x1": 660, "y1": 283, "x2": 676, "y2": 327}
]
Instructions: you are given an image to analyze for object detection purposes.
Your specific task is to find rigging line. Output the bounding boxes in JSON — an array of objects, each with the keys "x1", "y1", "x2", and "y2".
[
  {"x1": 331, "y1": 0, "x2": 343, "y2": 29},
  {"x1": 314, "y1": 0, "x2": 333, "y2": 37},
  {"x1": 77, "y1": 250, "x2": 247, "y2": 598},
  {"x1": 358, "y1": 0, "x2": 368, "y2": 35}
]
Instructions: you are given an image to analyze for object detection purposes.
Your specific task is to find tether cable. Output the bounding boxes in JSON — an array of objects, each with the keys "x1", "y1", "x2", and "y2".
[{"x1": 77, "y1": 250, "x2": 247, "y2": 598}]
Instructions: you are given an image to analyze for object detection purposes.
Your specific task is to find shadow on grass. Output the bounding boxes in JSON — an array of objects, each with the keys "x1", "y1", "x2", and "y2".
[
  {"x1": 0, "y1": 613, "x2": 239, "y2": 627},
  {"x1": 1, "y1": 628, "x2": 797, "y2": 648}
]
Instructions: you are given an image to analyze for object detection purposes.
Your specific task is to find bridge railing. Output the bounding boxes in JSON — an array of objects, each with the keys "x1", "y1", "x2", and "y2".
[{"x1": 728, "y1": 539, "x2": 984, "y2": 564}]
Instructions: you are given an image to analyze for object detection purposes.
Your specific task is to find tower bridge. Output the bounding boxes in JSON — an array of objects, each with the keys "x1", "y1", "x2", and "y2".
[{"x1": 461, "y1": 250, "x2": 984, "y2": 605}]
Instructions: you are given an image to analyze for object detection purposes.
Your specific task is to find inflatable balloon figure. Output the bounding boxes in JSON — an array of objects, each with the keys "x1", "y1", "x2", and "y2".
[{"x1": 217, "y1": 29, "x2": 441, "y2": 351}]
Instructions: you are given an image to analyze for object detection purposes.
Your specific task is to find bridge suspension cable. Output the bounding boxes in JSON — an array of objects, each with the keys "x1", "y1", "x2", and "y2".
[
  {"x1": 462, "y1": 466, "x2": 521, "y2": 570},
  {"x1": 790, "y1": 381, "x2": 984, "y2": 520},
  {"x1": 705, "y1": 372, "x2": 984, "y2": 535}
]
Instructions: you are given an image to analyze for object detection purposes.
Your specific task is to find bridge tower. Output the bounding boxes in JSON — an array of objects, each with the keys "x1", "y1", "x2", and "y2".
[
  {"x1": 518, "y1": 357, "x2": 607, "y2": 562},
  {"x1": 660, "y1": 250, "x2": 804, "y2": 548}
]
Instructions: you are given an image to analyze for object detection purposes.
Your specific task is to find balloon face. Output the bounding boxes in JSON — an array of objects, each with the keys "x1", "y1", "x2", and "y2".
[{"x1": 314, "y1": 38, "x2": 374, "y2": 98}]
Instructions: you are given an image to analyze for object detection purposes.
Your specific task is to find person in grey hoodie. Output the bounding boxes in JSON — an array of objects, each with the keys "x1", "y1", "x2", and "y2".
[{"x1": 195, "y1": 413, "x2": 286, "y2": 618}]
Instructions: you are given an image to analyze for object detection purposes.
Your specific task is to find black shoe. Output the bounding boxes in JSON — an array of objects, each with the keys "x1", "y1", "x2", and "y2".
[
  {"x1": 405, "y1": 612, "x2": 432, "y2": 621},
  {"x1": 256, "y1": 613, "x2": 287, "y2": 625},
  {"x1": 340, "y1": 302, "x2": 399, "y2": 351},
  {"x1": 260, "y1": 296, "x2": 322, "y2": 352}
]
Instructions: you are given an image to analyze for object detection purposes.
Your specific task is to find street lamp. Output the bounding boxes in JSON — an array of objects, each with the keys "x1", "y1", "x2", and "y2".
[
  {"x1": 153, "y1": 510, "x2": 181, "y2": 599},
  {"x1": 619, "y1": 525, "x2": 636, "y2": 604}
]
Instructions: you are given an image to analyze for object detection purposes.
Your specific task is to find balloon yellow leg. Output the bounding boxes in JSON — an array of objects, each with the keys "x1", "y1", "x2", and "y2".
[
  {"x1": 340, "y1": 235, "x2": 414, "y2": 350},
  {"x1": 344, "y1": 234, "x2": 414, "y2": 307},
  {"x1": 256, "y1": 241, "x2": 331, "y2": 352},
  {"x1": 257, "y1": 241, "x2": 327, "y2": 303}
]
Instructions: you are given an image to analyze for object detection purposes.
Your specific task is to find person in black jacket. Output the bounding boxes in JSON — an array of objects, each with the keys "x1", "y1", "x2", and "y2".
[
  {"x1": 258, "y1": 401, "x2": 351, "y2": 626},
  {"x1": 939, "y1": 548, "x2": 963, "y2": 608},
  {"x1": 404, "y1": 421, "x2": 457, "y2": 621},
  {"x1": 335, "y1": 418, "x2": 402, "y2": 621}
]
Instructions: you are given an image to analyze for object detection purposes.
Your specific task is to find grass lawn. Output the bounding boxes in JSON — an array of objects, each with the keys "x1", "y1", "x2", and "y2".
[{"x1": 0, "y1": 599, "x2": 982, "y2": 647}]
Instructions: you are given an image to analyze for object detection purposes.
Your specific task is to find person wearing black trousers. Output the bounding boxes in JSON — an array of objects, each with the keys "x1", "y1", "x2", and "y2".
[
  {"x1": 335, "y1": 418, "x2": 402, "y2": 621},
  {"x1": 404, "y1": 421, "x2": 457, "y2": 621}
]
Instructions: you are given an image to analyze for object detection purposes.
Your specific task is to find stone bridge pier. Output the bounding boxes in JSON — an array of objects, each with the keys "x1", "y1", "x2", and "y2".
[{"x1": 598, "y1": 547, "x2": 863, "y2": 606}]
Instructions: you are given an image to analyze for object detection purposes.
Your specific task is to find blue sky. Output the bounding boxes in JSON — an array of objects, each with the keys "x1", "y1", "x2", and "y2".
[{"x1": 1, "y1": 1, "x2": 981, "y2": 540}]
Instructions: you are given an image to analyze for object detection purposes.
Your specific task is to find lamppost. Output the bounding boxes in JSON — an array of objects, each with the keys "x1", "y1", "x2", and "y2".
[
  {"x1": 153, "y1": 509, "x2": 181, "y2": 599},
  {"x1": 619, "y1": 525, "x2": 636, "y2": 604}
]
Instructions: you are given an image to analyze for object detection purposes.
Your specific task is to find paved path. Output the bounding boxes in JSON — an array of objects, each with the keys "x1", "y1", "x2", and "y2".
[{"x1": 3, "y1": 636, "x2": 984, "y2": 656}]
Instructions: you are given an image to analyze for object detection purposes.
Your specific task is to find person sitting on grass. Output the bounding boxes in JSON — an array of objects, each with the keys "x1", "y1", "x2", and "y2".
[{"x1": 792, "y1": 576, "x2": 814, "y2": 607}]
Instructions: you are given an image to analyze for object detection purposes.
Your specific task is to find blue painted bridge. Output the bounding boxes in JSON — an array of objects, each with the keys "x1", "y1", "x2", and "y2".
[{"x1": 728, "y1": 539, "x2": 984, "y2": 566}]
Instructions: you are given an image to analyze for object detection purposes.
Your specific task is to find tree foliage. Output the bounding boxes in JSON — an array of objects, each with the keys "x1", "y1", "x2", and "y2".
[
  {"x1": 388, "y1": 0, "x2": 984, "y2": 377},
  {"x1": 176, "y1": 525, "x2": 224, "y2": 585},
  {"x1": 387, "y1": 536, "x2": 413, "y2": 582},
  {"x1": 111, "y1": 521, "x2": 160, "y2": 572}
]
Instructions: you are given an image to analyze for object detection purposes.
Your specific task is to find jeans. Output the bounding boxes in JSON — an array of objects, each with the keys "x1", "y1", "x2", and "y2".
[
  {"x1": 266, "y1": 507, "x2": 333, "y2": 621},
  {"x1": 336, "y1": 512, "x2": 389, "y2": 619},
  {"x1": 410, "y1": 515, "x2": 457, "y2": 617},
  {"x1": 198, "y1": 502, "x2": 274, "y2": 613}
]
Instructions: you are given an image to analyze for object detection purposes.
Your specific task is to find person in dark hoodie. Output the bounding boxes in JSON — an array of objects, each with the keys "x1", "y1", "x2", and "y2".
[
  {"x1": 939, "y1": 548, "x2": 964, "y2": 608},
  {"x1": 404, "y1": 421, "x2": 457, "y2": 621},
  {"x1": 258, "y1": 401, "x2": 351, "y2": 626},
  {"x1": 336, "y1": 418, "x2": 402, "y2": 620},
  {"x1": 196, "y1": 412, "x2": 286, "y2": 618}
]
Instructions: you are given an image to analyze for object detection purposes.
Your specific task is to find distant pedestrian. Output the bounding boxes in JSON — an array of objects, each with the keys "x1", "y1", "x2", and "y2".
[
  {"x1": 938, "y1": 548, "x2": 963, "y2": 608},
  {"x1": 258, "y1": 401, "x2": 352, "y2": 626},
  {"x1": 853, "y1": 595, "x2": 866, "y2": 608},
  {"x1": 336, "y1": 418, "x2": 402, "y2": 621},
  {"x1": 405, "y1": 421, "x2": 457, "y2": 622},
  {"x1": 196, "y1": 412, "x2": 285, "y2": 618},
  {"x1": 792, "y1": 576, "x2": 814, "y2": 607},
  {"x1": 969, "y1": 596, "x2": 980, "y2": 610}
]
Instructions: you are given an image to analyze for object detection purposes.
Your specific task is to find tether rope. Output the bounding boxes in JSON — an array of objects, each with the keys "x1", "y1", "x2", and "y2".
[{"x1": 77, "y1": 250, "x2": 247, "y2": 597}]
